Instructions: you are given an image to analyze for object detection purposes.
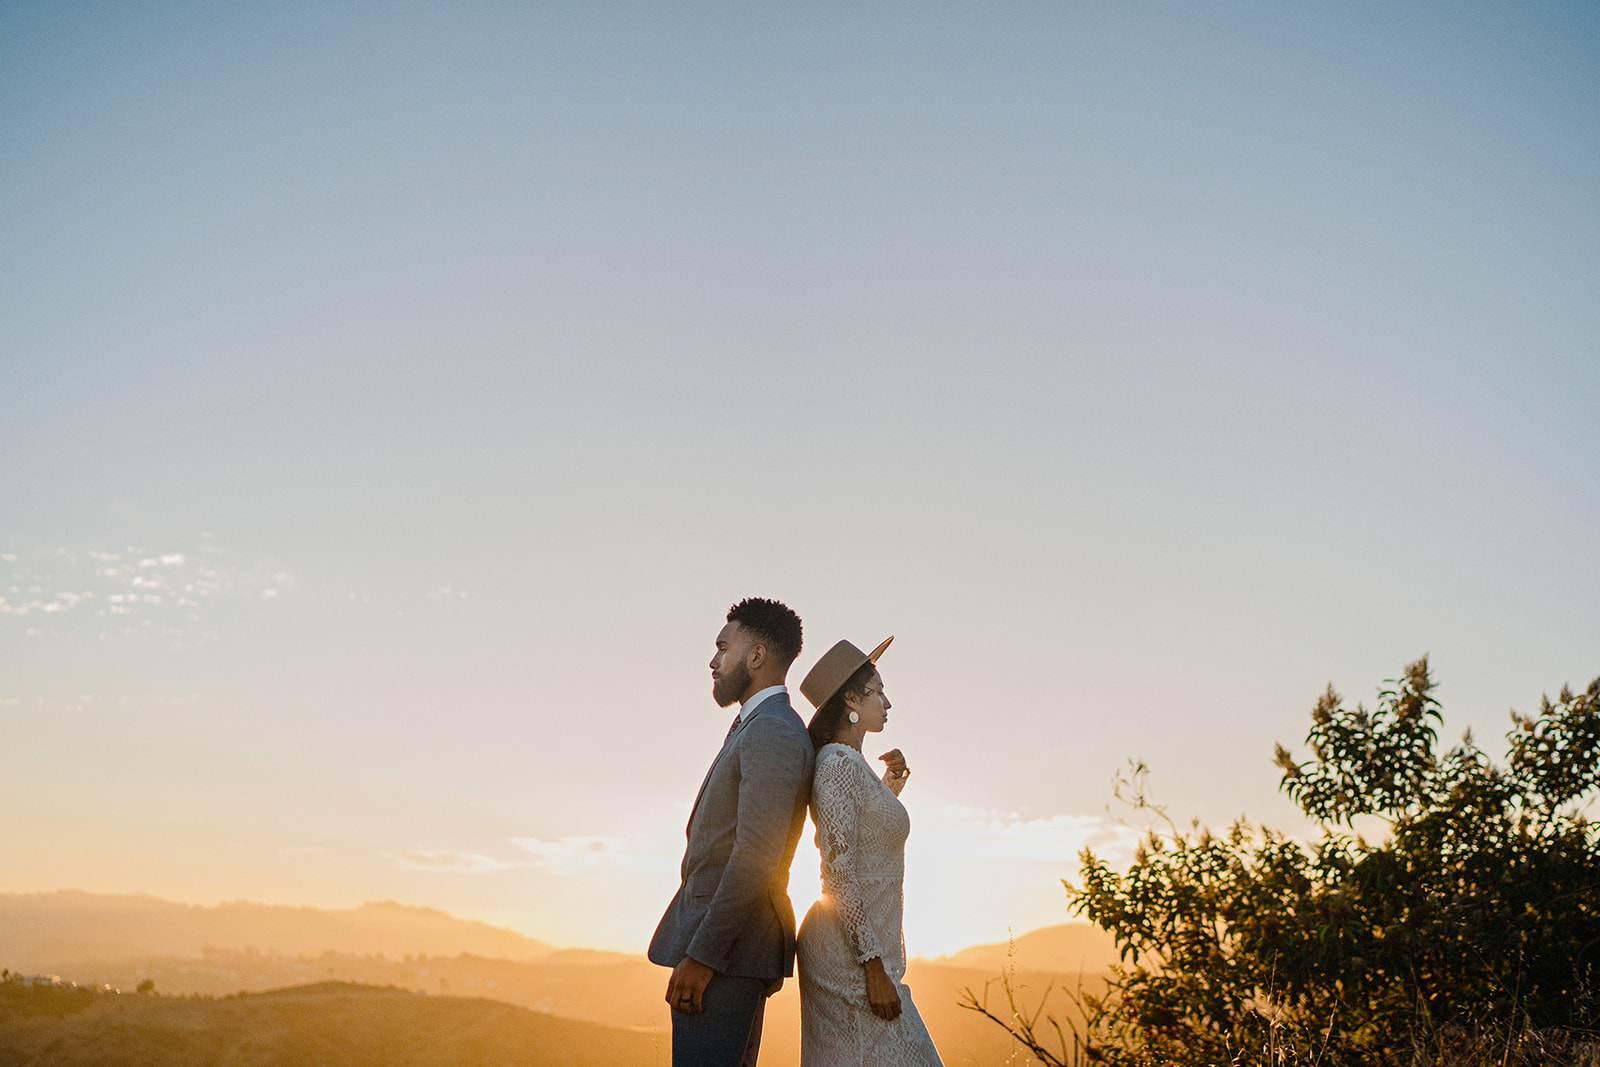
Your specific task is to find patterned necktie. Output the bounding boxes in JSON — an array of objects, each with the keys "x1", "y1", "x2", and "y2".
[{"x1": 725, "y1": 712, "x2": 742, "y2": 740}]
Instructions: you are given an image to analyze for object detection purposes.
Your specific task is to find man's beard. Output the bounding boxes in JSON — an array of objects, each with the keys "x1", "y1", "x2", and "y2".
[{"x1": 712, "y1": 659, "x2": 752, "y2": 708}]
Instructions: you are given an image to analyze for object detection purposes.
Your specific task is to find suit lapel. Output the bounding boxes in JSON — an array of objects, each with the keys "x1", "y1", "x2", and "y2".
[{"x1": 685, "y1": 692, "x2": 788, "y2": 832}]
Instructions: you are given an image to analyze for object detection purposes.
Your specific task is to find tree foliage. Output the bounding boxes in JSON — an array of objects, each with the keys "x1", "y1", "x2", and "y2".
[{"x1": 969, "y1": 659, "x2": 1600, "y2": 1065}]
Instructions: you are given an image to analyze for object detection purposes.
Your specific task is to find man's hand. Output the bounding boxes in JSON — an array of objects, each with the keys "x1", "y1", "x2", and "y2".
[
  {"x1": 665, "y1": 956, "x2": 715, "y2": 1013},
  {"x1": 863, "y1": 957, "x2": 902, "y2": 1020},
  {"x1": 879, "y1": 749, "x2": 910, "y2": 796}
]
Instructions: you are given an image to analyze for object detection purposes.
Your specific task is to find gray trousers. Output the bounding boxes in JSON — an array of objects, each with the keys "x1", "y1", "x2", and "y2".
[{"x1": 672, "y1": 973, "x2": 768, "y2": 1067}]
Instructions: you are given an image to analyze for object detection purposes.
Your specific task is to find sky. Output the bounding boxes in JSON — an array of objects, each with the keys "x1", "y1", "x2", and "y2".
[{"x1": 3, "y1": 2, "x2": 1598, "y2": 956}]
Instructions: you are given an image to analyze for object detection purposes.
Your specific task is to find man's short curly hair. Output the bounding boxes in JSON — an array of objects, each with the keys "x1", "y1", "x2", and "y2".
[{"x1": 726, "y1": 597, "x2": 803, "y2": 668}]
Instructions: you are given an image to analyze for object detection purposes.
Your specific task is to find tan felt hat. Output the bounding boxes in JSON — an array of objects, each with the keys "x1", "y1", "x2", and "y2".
[{"x1": 799, "y1": 636, "x2": 894, "y2": 710}]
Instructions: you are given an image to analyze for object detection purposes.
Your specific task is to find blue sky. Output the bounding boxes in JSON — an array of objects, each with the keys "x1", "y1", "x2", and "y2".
[{"x1": 3, "y1": 2, "x2": 1597, "y2": 953}]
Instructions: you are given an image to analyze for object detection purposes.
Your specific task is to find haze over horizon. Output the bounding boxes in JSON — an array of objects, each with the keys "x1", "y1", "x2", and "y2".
[{"x1": 4, "y1": 2, "x2": 1597, "y2": 956}]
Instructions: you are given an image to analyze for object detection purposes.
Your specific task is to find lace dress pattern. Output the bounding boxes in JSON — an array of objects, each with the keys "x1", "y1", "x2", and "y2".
[{"x1": 797, "y1": 744, "x2": 943, "y2": 1066}]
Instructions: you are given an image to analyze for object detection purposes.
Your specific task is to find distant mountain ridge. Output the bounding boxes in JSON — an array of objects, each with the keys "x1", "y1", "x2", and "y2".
[
  {"x1": 0, "y1": 891, "x2": 555, "y2": 970},
  {"x1": 0, "y1": 892, "x2": 1121, "y2": 1067},
  {"x1": 0, "y1": 979, "x2": 659, "y2": 1066},
  {"x1": 926, "y1": 921, "x2": 1120, "y2": 974}
]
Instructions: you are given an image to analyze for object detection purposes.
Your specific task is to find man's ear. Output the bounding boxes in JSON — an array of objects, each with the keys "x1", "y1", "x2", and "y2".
[{"x1": 747, "y1": 642, "x2": 768, "y2": 670}]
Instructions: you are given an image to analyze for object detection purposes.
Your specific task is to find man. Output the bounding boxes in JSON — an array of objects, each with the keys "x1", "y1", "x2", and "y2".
[{"x1": 649, "y1": 597, "x2": 814, "y2": 1066}]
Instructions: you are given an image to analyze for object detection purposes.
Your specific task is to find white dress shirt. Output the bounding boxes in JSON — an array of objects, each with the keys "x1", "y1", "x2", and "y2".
[{"x1": 739, "y1": 684, "x2": 788, "y2": 723}]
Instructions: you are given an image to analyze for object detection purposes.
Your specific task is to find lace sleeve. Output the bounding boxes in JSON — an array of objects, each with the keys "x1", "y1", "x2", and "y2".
[{"x1": 812, "y1": 747, "x2": 884, "y2": 964}]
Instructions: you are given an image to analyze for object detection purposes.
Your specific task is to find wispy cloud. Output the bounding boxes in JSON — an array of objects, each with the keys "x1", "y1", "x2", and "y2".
[
  {"x1": 920, "y1": 806, "x2": 1142, "y2": 865},
  {"x1": 510, "y1": 836, "x2": 670, "y2": 875},
  {"x1": 0, "y1": 540, "x2": 293, "y2": 647},
  {"x1": 0, "y1": 538, "x2": 476, "y2": 649},
  {"x1": 383, "y1": 836, "x2": 670, "y2": 877},
  {"x1": 386, "y1": 850, "x2": 519, "y2": 873},
  {"x1": 275, "y1": 844, "x2": 330, "y2": 857}
]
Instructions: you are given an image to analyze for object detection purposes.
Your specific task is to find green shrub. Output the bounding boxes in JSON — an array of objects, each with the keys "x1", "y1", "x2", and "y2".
[{"x1": 966, "y1": 659, "x2": 1600, "y2": 1066}]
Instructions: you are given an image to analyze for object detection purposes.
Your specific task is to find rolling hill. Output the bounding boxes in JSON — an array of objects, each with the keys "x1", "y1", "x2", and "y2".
[
  {"x1": 0, "y1": 892, "x2": 1119, "y2": 1066},
  {"x1": 930, "y1": 921, "x2": 1121, "y2": 974},
  {"x1": 0, "y1": 979, "x2": 661, "y2": 1067},
  {"x1": 0, "y1": 891, "x2": 554, "y2": 969}
]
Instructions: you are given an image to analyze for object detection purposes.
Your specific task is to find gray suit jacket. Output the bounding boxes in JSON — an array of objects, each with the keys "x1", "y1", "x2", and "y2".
[{"x1": 648, "y1": 691, "x2": 815, "y2": 982}]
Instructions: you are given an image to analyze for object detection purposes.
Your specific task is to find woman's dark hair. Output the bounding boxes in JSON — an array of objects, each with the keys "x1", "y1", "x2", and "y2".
[{"x1": 806, "y1": 661, "x2": 879, "y2": 751}]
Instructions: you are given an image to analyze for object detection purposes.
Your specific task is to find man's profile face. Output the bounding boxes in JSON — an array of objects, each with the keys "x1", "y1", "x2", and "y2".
[{"x1": 710, "y1": 621, "x2": 754, "y2": 708}]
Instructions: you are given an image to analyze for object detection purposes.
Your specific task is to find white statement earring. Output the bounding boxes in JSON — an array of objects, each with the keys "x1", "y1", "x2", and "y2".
[{"x1": 848, "y1": 711, "x2": 860, "y2": 724}]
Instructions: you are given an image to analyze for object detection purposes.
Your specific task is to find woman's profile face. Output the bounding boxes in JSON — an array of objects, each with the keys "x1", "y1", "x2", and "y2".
[{"x1": 848, "y1": 671, "x2": 891, "y2": 733}]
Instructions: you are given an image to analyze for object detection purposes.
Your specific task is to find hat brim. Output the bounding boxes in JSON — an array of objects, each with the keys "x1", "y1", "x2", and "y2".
[{"x1": 800, "y1": 635, "x2": 895, "y2": 711}]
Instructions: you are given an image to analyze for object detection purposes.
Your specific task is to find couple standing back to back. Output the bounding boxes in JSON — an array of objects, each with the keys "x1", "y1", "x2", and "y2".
[{"x1": 648, "y1": 597, "x2": 943, "y2": 1067}]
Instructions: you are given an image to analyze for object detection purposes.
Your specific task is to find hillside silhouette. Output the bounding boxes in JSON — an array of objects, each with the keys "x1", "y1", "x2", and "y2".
[
  {"x1": 1, "y1": 891, "x2": 1121, "y2": 1066},
  {"x1": 0, "y1": 979, "x2": 658, "y2": 1066},
  {"x1": 931, "y1": 922, "x2": 1119, "y2": 974},
  {"x1": 0, "y1": 891, "x2": 553, "y2": 970}
]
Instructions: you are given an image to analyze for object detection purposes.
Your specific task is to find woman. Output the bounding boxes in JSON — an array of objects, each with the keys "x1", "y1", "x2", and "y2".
[{"x1": 795, "y1": 637, "x2": 944, "y2": 1066}]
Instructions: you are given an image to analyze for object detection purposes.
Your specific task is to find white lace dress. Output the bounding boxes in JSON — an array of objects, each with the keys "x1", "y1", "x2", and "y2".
[{"x1": 797, "y1": 743, "x2": 943, "y2": 1067}]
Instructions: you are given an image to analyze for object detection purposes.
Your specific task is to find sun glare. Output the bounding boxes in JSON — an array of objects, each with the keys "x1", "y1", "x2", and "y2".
[{"x1": 788, "y1": 822, "x2": 823, "y2": 922}]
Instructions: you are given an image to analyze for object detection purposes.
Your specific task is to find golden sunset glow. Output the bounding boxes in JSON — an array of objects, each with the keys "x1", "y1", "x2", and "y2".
[{"x1": 3, "y1": 5, "x2": 1596, "y2": 1052}]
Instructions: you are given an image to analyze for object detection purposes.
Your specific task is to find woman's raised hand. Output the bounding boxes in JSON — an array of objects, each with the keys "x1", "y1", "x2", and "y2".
[{"x1": 879, "y1": 749, "x2": 910, "y2": 796}]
